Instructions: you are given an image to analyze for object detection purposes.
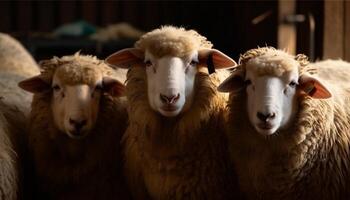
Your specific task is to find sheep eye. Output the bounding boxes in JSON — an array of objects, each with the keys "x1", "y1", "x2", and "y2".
[
  {"x1": 145, "y1": 60, "x2": 152, "y2": 67},
  {"x1": 95, "y1": 84, "x2": 103, "y2": 91},
  {"x1": 245, "y1": 79, "x2": 252, "y2": 85},
  {"x1": 190, "y1": 60, "x2": 198, "y2": 66},
  {"x1": 91, "y1": 85, "x2": 102, "y2": 98},
  {"x1": 52, "y1": 85, "x2": 60, "y2": 91},
  {"x1": 289, "y1": 81, "x2": 297, "y2": 87}
]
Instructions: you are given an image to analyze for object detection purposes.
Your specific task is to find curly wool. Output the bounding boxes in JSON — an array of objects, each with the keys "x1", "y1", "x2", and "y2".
[
  {"x1": 38, "y1": 53, "x2": 123, "y2": 85},
  {"x1": 239, "y1": 47, "x2": 312, "y2": 77},
  {"x1": 228, "y1": 51, "x2": 350, "y2": 199},
  {"x1": 0, "y1": 100, "x2": 26, "y2": 200},
  {"x1": 123, "y1": 66, "x2": 238, "y2": 199},
  {"x1": 27, "y1": 55, "x2": 129, "y2": 199},
  {"x1": 0, "y1": 33, "x2": 39, "y2": 199},
  {"x1": 135, "y1": 26, "x2": 213, "y2": 58}
]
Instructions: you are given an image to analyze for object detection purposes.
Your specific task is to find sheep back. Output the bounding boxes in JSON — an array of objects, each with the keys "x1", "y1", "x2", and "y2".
[
  {"x1": 0, "y1": 33, "x2": 40, "y2": 115},
  {"x1": 0, "y1": 33, "x2": 39, "y2": 77}
]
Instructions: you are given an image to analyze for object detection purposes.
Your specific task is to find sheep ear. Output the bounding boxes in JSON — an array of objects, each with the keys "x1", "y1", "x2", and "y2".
[
  {"x1": 18, "y1": 75, "x2": 51, "y2": 93},
  {"x1": 105, "y1": 48, "x2": 144, "y2": 69},
  {"x1": 198, "y1": 48, "x2": 237, "y2": 70},
  {"x1": 298, "y1": 74, "x2": 332, "y2": 99},
  {"x1": 217, "y1": 67, "x2": 245, "y2": 93},
  {"x1": 102, "y1": 77, "x2": 125, "y2": 97}
]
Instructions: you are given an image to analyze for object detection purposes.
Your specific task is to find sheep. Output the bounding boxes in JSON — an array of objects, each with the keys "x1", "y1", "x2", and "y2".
[
  {"x1": 0, "y1": 32, "x2": 41, "y2": 200},
  {"x1": 218, "y1": 47, "x2": 350, "y2": 200},
  {"x1": 105, "y1": 26, "x2": 241, "y2": 200},
  {"x1": 0, "y1": 100, "x2": 26, "y2": 200},
  {"x1": 18, "y1": 53, "x2": 130, "y2": 200},
  {"x1": 0, "y1": 33, "x2": 40, "y2": 115}
]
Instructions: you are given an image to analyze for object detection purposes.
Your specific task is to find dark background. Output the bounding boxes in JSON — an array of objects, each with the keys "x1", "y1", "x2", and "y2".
[{"x1": 0, "y1": 0, "x2": 324, "y2": 61}]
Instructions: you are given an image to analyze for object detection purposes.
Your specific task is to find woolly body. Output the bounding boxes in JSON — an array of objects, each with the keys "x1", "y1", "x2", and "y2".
[
  {"x1": 0, "y1": 33, "x2": 40, "y2": 115},
  {"x1": 0, "y1": 100, "x2": 25, "y2": 200},
  {"x1": 227, "y1": 48, "x2": 350, "y2": 199},
  {"x1": 122, "y1": 26, "x2": 237, "y2": 200},
  {"x1": 0, "y1": 33, "x2": 39, "y2": 200},
  {"x1": 26, "y1": 54, "x2": 129, "y2": 199},
  {"x1": 124, "y1": 68, "x2": 235, "y2": 200}
]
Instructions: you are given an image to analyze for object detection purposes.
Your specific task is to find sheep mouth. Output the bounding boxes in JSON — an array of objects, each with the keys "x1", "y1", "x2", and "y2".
[
  {"x1": 255, "y1": 123, "x2": 278, "y2": 135},
  {"x1": 158, "y1": 105, "x2": 181, "y2": 117},
  {"x1": 257, "y1": 123, "x2": 273, "y2": 130},
  {"x1": 66, "y1": 130, "x2": 88, "y2": 140},
  {"x1": 161, "y1": 105, "x2": 179, "y2": 112}
]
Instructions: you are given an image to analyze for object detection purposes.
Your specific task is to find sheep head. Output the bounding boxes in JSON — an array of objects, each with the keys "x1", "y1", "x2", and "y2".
[
  {"x1": 19, "y1": 54, "x2": 125, "y2": 139},
  {"x1": 106, "y1": 26, "x2": 236, "y2": 117},
  {"x1": 218, "y1": 47, "x2": 331, "y2": 136}
]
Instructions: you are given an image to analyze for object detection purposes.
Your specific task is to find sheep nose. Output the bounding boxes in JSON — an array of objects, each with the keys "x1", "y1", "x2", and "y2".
[
  {"x1": 257, "y1": 112, "x2": 276, "y2": 122},
  {"x1": 69, "y1": 118, "x2": 87, "y2": 132},
  {"x1": 160, "y1": 93, "x2": 180, "y2": 104}
]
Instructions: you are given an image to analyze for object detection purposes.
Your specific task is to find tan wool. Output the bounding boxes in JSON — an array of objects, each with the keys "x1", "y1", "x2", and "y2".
[
  {"x1": 123, "y1": 26, "x2": 239, "y2": 200},
  {"x1": 135, "y1": 26, "x2": 213, "y2": 58},
  {"x1": 27, "y1": 54, "x2": 130, "y2": 199},
  {"x1": 0, "y1": 33, "x2": 40, "y2": 115},
  {"x1": 228, "y1": 47, "x2": 350, "y2": 200}
]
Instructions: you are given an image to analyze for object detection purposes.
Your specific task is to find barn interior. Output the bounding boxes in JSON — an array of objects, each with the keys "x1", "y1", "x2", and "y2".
[{"x1": 1, "y1": 0, "x2": 349, "y2": 62}]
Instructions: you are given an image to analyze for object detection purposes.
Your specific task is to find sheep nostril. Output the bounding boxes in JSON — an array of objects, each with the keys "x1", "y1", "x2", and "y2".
[
  {"x1": 69, "y1": 118, "x2": 87, "y2": 132},
  {"x1": 79, "y1": 119, "x2": 87, "y2": 127},
  {"x1": 160, "y1": 94, "x2": 169, "y2": 104},
  {"x1": 82, "y1": 119, "x2": 87, "y2": 125},
  {"x1": 69, "y1": 118, "x2": 75, "y2": 125},
  {"x1": 160, "y1": 93, "x2": 180, "y2": 104},
  {"x1": 257, "y1": 112, "x2": 267, "y2": 121},
  {"x1": 169, "y1": 93, "x2": 180, "y2": 104},
  {"x1": 257, "y1": 112, "x2": 275, "y2": 122},
  {"x1": 268, "y1": 112, "x2": 276, "y2": 119}
]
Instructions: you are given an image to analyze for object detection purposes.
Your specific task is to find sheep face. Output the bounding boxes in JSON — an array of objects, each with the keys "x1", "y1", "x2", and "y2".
[
  {"x1": 105, "y1": 26, "x2": 238, "y2": 117},
  {"x1": 244, "y1": 61, "x2": 331, "y2": 136},
  {"x1": 50, "y1": 72, "x2": 101, "y2": 139},
  {"x1": 244, "y1": 65, "x2": 300, "y2": 135},
  {"x1": 144, "y1": 51, "x2": 198, "y2": 117},
  {"x1": 218, "y1": 48, "x2": 332, "y2": 136},
  {"x1": 19, "y1": 57, "x2": 125, "y2": 139},
  {"x1": 106, "y1": 47, "x2": 237, "y2": 118}
]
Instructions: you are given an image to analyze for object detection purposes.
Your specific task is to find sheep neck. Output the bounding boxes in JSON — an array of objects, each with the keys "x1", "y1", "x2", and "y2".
[
  {"x1": 29, "y1": 93, "x2": 126, "y2": 184},
  {"x1": 126, "y1": 67, "x2": 226, "y2": 159},
  {"x1": 228, "y1": 91, "x2": 350, "y2": 199}
]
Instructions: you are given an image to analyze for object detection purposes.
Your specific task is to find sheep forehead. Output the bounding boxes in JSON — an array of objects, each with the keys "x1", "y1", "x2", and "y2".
[
  {"x1": 135, "y1": 26, "x2": 213, "y2": 58},
  {"x1": 54, "y1": 63, "x2": 103, "y2": 85},
  {"x1": 244, "y1": 50, "x2": 299, "y2": 77},
  {"x1": 40, "y1": 53, "x2": 114, "y2": 84},
  {"x1": 145, "y1": 50, "x2": 197, "y2": 63}
]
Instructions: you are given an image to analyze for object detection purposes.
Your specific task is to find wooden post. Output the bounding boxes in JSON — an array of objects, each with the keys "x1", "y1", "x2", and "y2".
[
  {"x1": 278, "y1": 0, "x2": 296, "y2": 55},
  {"x1": 323, "y1": 0, "x2": 344, "y2": 59},
  {"x1": 345, "y1": 1, "x2": 350, "y2": 61}
]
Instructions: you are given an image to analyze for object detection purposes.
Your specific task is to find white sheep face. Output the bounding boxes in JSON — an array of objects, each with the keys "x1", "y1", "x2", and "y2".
[
  {"x1": 245, "y1": 67, "x2": 299, "y2": 135},
  {"x1": 218, "y1": 49, "x2": 332, "y2": 137},
  {"x1": 144, "y1": 51, "x2": 198, "y2": 117},
  {"x1": 51, "y1": 73, "x2": 101, "y2": 139}
]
